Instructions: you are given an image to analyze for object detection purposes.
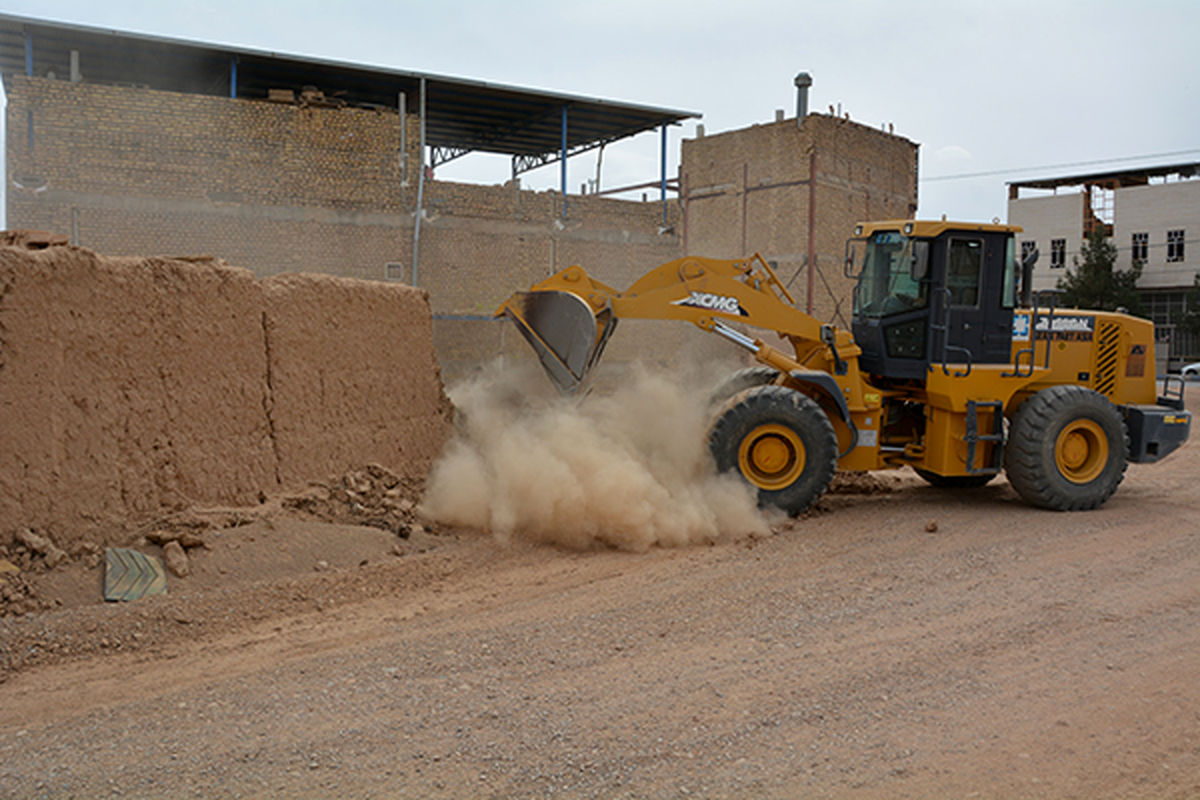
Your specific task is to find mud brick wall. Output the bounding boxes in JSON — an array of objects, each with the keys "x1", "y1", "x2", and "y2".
[
  {"x1": 0, "y1": 245, "x2": 451, "y2": 546},
  {"x1": 261, "y1": 272, "x2": 452, "y2": 488}
]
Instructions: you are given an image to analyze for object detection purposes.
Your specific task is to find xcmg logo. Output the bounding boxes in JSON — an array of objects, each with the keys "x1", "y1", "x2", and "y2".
[{"x1": 672, "y1": 291, "x2": 748, "y2": 316}]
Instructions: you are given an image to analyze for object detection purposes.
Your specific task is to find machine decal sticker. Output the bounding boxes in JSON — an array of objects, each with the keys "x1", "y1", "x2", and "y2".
[
  {"x1": 1012, "y1": 314, "x2": 1031, "y2": 341},
  {"x1": 1126, "y1": 343, "x2": 1146, "y2": 377},
  {"x1": 673, "y1": 291, "x2": 748, "y2": 316},
  {"x1": 1013, "y1": 314, "x2": 1095, "y2": 341},
  {"x1": 1035, "y1": 315, "x2": 1094, "y2": 342}
]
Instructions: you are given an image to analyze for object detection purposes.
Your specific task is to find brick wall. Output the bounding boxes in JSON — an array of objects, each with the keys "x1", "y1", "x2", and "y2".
[
  {"x1": 682, "y1": 114, "x2": 918, "y2": 327},
  {"x1": 7, "y1": 77, "x2": 919, "y2": 380},
  {"x1": 5, "y1": 76, "x2": 690, "y2": 379}
]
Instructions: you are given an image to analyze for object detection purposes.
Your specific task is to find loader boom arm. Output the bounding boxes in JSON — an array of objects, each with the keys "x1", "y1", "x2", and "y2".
[{"x1": 496, "y1": 254, "x2": 860, "y2": 393}]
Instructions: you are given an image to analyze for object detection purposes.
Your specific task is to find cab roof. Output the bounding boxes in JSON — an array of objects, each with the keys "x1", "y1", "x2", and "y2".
[{"x1": 854, "y1": 219, "x2": 1022, "y2": 238}]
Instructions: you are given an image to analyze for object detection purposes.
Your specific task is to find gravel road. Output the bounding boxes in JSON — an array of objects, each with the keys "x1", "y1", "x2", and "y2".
[{"x1": 1, "y1": 397, "x2": 1198, "y2": 799}]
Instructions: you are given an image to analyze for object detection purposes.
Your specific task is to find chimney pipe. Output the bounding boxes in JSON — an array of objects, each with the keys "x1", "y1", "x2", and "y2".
[{"x1": 794, "y1": 72, "x2": 813, "y2": 125}]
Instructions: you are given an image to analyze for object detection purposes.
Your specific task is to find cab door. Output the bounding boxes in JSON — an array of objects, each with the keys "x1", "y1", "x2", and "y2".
[{"x1": 942, "y1": 233, "x2": 1013, "y2": 366}]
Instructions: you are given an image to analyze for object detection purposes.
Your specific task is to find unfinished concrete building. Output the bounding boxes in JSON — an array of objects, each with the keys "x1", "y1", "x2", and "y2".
[{"x1": 2, "y1": 14, "x2": 918, "y2": 379}]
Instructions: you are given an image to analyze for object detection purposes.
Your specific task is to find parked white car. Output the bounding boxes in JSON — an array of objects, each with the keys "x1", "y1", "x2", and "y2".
[{"x1": 1182, "y1": 362, "x2": 1200, "y2": 381}]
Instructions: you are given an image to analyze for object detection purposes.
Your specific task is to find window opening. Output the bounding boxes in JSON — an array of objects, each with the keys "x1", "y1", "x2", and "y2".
[
  {"x1": 1167, "y1": 229, "x2": 1185, "y2": 263},
  {"x1": 1050, "y1": 238, "x2": 1066, "y2": 269},
  {"x1": 1131, "y1": 232, "x2": 1148, "y2": 263}
]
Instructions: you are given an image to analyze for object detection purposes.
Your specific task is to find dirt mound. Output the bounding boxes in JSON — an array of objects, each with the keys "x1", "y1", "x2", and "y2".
[
  {"x1": 282, "y1": 464, "x2": 427, "y2": 536},
  {"x1": 827, "y1": 470, "x2": 904, "y2": 495},
  {"x1": 0, "y1": 463, "x2": 450, "y2": 630}
]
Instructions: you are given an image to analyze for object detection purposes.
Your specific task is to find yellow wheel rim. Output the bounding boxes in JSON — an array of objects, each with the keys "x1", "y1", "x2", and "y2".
[
  {"x1": 738, "y1": 423, "x2": 806, "y2": 491},
  {"x1": 1055, "y1": 419, "x2": 1108, "y2": 484}
]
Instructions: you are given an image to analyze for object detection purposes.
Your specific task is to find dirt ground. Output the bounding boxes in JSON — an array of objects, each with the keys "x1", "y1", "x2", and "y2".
[{"x1": 1, "y1": 393, "x2": 1198, "y2": 799}]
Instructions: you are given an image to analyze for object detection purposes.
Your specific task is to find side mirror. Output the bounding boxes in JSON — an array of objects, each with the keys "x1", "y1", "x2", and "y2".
[{"x1": 844, "y1": 241, "x2": 858, "y2": 278}]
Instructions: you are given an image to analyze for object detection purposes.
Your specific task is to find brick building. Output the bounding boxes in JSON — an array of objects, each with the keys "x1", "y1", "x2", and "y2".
[
  {"x1": 4, "y1": 14, "x2": 918, "y2": 379},
  {"x1": 682, "y1": 115, "x2": 918, "y2": 328}
]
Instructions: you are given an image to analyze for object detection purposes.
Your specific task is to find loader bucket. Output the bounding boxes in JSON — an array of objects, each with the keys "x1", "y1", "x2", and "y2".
[{"x1": 500, "y1": 290, "x2": 617, "y2": 394}]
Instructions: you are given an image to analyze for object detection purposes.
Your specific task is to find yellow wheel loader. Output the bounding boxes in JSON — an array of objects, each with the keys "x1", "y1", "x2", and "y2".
[{"x1": 496, "y1": 220, "x2": 1191, "y2": 514}]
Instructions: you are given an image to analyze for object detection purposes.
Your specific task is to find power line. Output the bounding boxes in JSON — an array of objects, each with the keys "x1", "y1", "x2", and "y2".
[{"x1": 921, "y1": 149, "x2": 1200, "y2": 183}]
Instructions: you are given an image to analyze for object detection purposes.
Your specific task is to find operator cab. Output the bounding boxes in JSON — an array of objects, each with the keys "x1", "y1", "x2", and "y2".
[{"x1": 847, "y1": 220, "x2": 1021, "y2": 381}]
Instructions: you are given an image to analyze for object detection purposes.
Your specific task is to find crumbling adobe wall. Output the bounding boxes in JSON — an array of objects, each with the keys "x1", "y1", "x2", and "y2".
[
  {"x1": 261, "y1": 272, "x2": 452, "y2": 488},
  {"x1": 0, "y1": 244, "x2": 451, "y2": 548}
]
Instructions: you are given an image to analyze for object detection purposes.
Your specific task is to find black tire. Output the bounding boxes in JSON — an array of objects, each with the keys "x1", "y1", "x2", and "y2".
[
  {"x1": 708, "y1": 385, "x2": 838, "y2": 515},
  {"x1": 1003, "y1": 385, "x2": 1128, "y2": 511},
  {"x1": 707, "y1": 366, "x2": 779, "y2": 409},
  {"x1": 913, "y1": 468, "x2": 997, "y2": 489}
]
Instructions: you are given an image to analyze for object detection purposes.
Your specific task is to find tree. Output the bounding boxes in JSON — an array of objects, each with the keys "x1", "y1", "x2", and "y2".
[{"x1": 1056, "y1": 227, "x2": 1143, "y2": 315}]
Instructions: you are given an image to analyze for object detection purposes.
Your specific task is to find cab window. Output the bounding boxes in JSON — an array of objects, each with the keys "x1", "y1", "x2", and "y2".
[
  {"x1": 854, "y1": 232, "x2": 930, "y2": 318},
  {"x1": 947, "y1": 238, "x2": 982, "y2": 307}
]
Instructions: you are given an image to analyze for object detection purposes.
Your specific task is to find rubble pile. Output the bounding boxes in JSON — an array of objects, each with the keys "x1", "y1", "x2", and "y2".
[{"x1": 283, "y1": 464, "x2": 428, "y2": 538}]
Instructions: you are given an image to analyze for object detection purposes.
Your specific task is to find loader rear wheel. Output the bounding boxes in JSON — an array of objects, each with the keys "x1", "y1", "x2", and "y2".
[
  {"x1": 913, "y1": 468, "x2": 996, "y2": 489},
  {"x1": 708, "y1": 385, "x2": 837, "y2": 515},
  {"x1": 707, "y1": 366, "x2": 779, "y2": 409},
  {"x1": 1003, "y1": 385, "x2": 1128, "y2": 511}
]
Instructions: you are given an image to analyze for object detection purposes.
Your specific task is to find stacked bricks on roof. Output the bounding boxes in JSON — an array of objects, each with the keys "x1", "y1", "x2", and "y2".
[{"x1": 0, "y1": 243, "x2": 451, "y2": 549}]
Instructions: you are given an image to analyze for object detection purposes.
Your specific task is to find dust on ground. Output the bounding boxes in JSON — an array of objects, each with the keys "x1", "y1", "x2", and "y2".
[{"x1": 421, "y1": 362, "x2": 774, "y2": 552}]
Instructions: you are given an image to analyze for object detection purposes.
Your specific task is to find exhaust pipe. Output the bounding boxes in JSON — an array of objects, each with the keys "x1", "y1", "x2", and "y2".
[{"x1": 794, "y1": 72, "x2": 813, "y2": 124}]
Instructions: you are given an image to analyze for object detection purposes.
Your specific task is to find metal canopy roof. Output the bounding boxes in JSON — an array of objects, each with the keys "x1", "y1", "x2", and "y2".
[{"x1": 0, "y1": 13, "x2": 699, "y2": 170}]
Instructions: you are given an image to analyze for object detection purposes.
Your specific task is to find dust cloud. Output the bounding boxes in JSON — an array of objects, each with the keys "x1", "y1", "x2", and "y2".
[{"x1": 420, "y1": 362, "x2": 773, "y2": 551}]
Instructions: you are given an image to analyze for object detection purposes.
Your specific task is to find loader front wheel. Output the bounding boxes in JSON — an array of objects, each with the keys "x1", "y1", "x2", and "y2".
[
  {"x1": 708, "y1": 386, "x2": 837, "y2": 515},
  {"x1": 1003, "y1": 385, "x2": 1128, "y2": 511}
]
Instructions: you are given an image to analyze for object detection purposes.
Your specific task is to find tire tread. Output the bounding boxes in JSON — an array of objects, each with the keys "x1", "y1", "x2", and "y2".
[
  {"x1": 708, "y1": 385, "x2": 837, "y2": 515},
  {"x1": 1003, "y1": 385, "x2": 1128, "y2": 511}
]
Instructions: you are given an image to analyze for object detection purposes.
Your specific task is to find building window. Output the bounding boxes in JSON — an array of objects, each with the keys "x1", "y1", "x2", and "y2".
[
  {"x1": 1167, "y1": 230, "x2": 1185, "y2": 263},
  {"x1": 1131, "y1": 232, "x2": 1148, "y2": 263},
  {"x1": 1050, "y1": 238, "x2": 1066, "y2": 269},
  {"x1": 1021, "y1": 240, "x2": 1037, "y2": 263}
]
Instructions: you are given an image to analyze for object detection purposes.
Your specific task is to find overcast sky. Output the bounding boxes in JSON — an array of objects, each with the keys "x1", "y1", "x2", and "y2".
[{"x1": 3, "y1": 0, "x2": 1199, "y2": 225}]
